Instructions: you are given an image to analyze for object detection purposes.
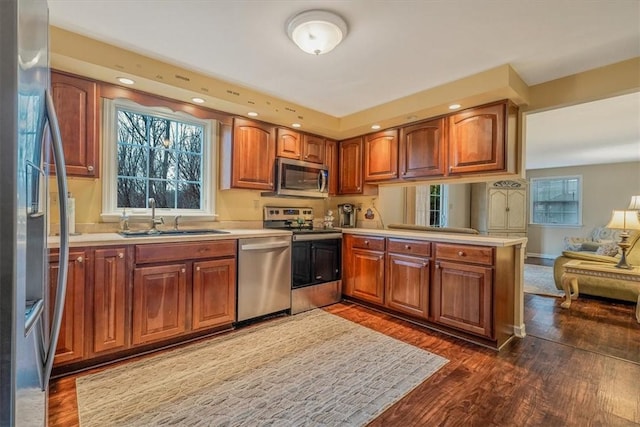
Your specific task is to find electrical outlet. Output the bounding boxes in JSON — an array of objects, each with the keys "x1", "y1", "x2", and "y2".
[{"x1": 50, "y1": 193, "x2": 58, "y2": 204}]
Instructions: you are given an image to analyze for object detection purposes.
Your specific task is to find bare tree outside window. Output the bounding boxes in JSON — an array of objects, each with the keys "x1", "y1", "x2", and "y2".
[{"x1": 116, "y1": 108, "x2": 203, "y2": 210}]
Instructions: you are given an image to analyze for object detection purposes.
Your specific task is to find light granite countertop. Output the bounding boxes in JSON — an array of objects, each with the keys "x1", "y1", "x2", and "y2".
[
  {"x1": 342, "y1": 228, "x2": 528, "y2": 247},
  {"x1": 48, "y1": 227, "x2": 527, "y2": 249},
  {"x1": 48, "y1": 229, "x2": 292, "y2": 248}
]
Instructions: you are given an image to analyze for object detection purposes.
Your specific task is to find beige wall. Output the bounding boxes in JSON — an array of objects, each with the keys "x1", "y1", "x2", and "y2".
[{"x1": 525, "y1": 161, "x2": 640, "y2": 258}]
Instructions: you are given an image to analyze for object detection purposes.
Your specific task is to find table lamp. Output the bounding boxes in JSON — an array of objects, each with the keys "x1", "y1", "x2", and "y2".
[
  {"x1": 629, "y1": 195, "x2": 640, "y2": 210},
  {"x1": 605, "y1": 210, "x2": 640, "y2": 269}
]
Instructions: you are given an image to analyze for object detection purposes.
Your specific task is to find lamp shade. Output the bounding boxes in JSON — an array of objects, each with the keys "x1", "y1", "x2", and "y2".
[
  {"x1": 628, "y1": 195, "x2": 640, "y2": 210},
  {"x1": 286, "y1": 10, "x2": 348, "y2": 55},
  {"x1": 605, "y1": 210, "x2": 640, "y2": 231}
]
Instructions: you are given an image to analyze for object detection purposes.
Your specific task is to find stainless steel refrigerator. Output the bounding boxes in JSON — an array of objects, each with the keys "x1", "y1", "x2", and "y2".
[{"x1": 0, "y1": 0, "x2": 70, "y2": 425}]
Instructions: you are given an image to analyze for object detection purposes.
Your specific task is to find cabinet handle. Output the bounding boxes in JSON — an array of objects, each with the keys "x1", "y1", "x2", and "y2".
[
  {"x1": 118, "y1": 252, "x2": 124, "y2": 258},
  {"x1": 76, "y1": 256, "x2": 83, "y2": 263},
  {"x1": 87, "y1": 165, "x2": 94, "y2": 172},
  {"x1": 457, "y1": 251, "x2": 465, "y2": 257}
]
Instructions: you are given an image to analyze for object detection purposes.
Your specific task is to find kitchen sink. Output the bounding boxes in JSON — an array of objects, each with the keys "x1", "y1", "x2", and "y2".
[{"x1": 118, "y1": 229, "x2": 229, "y2": 237}]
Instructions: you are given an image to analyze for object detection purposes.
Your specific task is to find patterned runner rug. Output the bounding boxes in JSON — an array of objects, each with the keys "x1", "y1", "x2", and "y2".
[
  {"x1": 76, "y1": 310, "x2": 448, "y2": 426},
  {"x1": 524, "y1": 264, "x2": 564, "y2": 297}
]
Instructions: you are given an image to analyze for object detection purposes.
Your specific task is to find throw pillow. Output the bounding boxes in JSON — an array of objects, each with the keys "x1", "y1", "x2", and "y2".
[
  {"x1": 563, "y1": 237, "x2": 584, "y2": 251},
  {"x1": 580, "y1": 242, "x2": 601, "y2": 252},
  {"x1": 596, "y1": 243, "x2": 619, "y2": 257}
]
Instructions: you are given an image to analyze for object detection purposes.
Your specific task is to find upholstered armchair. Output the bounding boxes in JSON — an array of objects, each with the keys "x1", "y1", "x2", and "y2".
[{"x1": 553, "y1": 232, "x2": 640, "y2": 302}]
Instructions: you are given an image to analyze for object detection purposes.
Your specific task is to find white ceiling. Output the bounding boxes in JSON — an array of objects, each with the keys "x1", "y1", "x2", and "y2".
[{"x1": 48, "y1": 0, "x2": 640, "y2": 169}]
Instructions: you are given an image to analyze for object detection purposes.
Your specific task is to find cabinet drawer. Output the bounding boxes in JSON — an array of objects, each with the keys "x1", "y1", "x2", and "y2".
[
  {"x1": 387, "y1": 238, "x2": 431, "y2": 257},
  {"x1": 348, "y1": 235, "x2": 385, "y2": 251},
  {"x1": 135, "y1": 240, "x2": 237, "y2": 264},
  {"x1": 435, "y1": 243, "x2": 493, "y2": 266}
]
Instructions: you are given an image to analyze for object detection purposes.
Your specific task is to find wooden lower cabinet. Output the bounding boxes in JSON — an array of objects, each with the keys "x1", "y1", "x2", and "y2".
[
  {"x1": 49, "y1": 248, "x2": 87, "y2": 365},
  {"x1": 344, "y1": 248, "x2": 385, "y2": 305},
  {"x1": 192, "y1": 259, "x2": 236, "y2": 330},
  {"x1": 385, "y1": 253, "x2": 429, "y2": 319},
  {"x1": 433, "y1": 260, "x2": 493, "y2": 338},
  {"x1": 132, "y1": 264, "x2": 187, "y2": 346},
  {"x1": 91, "y1": 247, "x2": 128, "y2": 356}
]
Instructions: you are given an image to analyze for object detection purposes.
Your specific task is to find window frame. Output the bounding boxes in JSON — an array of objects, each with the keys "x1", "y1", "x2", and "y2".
[
  {"x1": 415, "y1": 184, "x2": 448, "y2": 227},
  {"x1": 529, "y1": 175, "x2": 583, "y2": 227},
  {"x1": 101, "y1": 98, "x2": 217, "y2": 222}
]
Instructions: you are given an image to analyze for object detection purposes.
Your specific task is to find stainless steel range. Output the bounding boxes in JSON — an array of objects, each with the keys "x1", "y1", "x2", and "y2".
[{"x1": 264, "y1": 207, "x2": 342, "y2": 314}]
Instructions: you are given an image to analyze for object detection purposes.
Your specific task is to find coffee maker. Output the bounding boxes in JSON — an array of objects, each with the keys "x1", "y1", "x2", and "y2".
[{"x1": 337, "y1": 203, "x2": 356, "y2": 228}]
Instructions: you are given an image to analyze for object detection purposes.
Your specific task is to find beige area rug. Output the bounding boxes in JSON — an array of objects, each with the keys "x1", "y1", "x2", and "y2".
[
  {"x1": 76, "y1": 310, "x2": 448, "y2": 426},
  {"x1": 524, "y1": 264, "x2": 564, "y2": 297}
]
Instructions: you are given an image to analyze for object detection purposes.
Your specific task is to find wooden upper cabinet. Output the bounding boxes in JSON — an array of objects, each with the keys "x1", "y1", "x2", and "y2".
[
  {"x1": 448, "y1": 102, "x2": 506, "y2": 175},
  {"x1": 325, "y1": 139, "x2": 339, "y2": 196},
  {"x1": 276, "y1": 128, "x2": 301, "y2": 160},
  {"x1": 50, "y1": 71, "x2": 99, "y2": 177},
  {"x1": 338, "y1": 137, "x2": 364, "y2": 194},
  {"x1": 364, "y1": 129, "x2": 398, "y2": 182},
  {"x1": 399, "y1": 118, "x2": 446, "y2": 178},
  {"x1": 231, "y1": 118, "x2": 276, "y2": 190},
  {"x1": 302, "y1": 134, "x2": 325, "y2": 164}
]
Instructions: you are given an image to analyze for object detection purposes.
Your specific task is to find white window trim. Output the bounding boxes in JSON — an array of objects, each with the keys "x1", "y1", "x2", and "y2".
[
  {"x1": 529, "y1": 175, "x2": 583, "y2": 226},
  {"x1": 101, "y1": 98, "x2": 217, "y2": 222}
]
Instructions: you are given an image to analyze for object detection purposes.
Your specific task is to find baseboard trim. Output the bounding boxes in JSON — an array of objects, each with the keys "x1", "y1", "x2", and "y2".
[
  {"x1": 526, "y1": 252, "x2": 557, "y2": 260},
  {"x1": 514, "y1": 324, "x2": 526, "y2": 338}
]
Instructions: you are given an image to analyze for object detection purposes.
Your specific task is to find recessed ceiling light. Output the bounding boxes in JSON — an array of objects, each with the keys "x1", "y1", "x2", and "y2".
[
  {"x1": 247, "y1": 112, "x2": 259, "y2": 117},
  {"x1": 291, "y1": 123, "x2": 301, "y2": 128},
  {"x1": 191, "y1": 97, "x2": 205, "y2": 104},
  {"x1": 371, "y1": 124, "x2": 381, "y2": 130},
  {"x1": 449, "y1": 103, "x2": 461, "y2": 110},
  {"x1": 117, "y1": 77, "x2": 135, "y2": 85}
]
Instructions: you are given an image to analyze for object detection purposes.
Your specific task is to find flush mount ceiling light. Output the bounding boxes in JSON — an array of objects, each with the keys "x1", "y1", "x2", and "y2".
[
  {"x1": 286, "y1": 10, "x2": 348, "y2": 55},
  {"x1": 117, "y1": 77, "x2": 135, "y2": 85},
  {"x1": 191, "y1": 97, "x2": 205, "y2": 104}
]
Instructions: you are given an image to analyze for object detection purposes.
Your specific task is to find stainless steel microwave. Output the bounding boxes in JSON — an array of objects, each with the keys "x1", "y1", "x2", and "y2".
[{"x1": 269, "y1": 158, "x2": 329, "y2": 198}]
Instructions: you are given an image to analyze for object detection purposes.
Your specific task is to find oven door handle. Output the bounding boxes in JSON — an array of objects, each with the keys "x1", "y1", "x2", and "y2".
[{"x1": 241, "y1": 241, "x2": 290, "y2": 251}]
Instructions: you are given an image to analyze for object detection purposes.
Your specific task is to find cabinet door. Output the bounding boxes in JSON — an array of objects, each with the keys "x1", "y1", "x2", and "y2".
[
  {"x1": 433, "y1": 260, "x2": 493, "y2": 338},
  {"x1": 192, "y1": 259, "x2": 236, "y2": 330},
  {"x1": 506, "y1": 189, "x2": 527, "y2": 231},
  {"x1": 348, "y1": 248, "x2": 385, "y2": 305},
  {"x1": 386, "y1": 253, "x2": 429, "y2": 319},
  {"x1": 276, "y1": 128, "x2": 301, "y2": 160},
  {"x1": 232, "y1": 118, "x2": 276, "y2": 190},
  {"x1": 448, "y1": 102, "x2": 505, "y2": 175},
  {"x1": 338, "y1": 137, "x2": 363, "y2": 194},
  {"x1": 364, "y1": 129, "x2": 398, "y2": 182},
  {"x1": 399, "y1": 118, "x2": 445, "y2": 178},
  {"x1": 302, "y1": 135, "x2": 325, "y2": 164},
  {"x1": 132, "y1": 264, "x2": 187, "y2": 345},
  {"x1": 50, "y1": 72, "x2": 99, "y2": 177},
  {"x1": 92, "y1": 248, "x2": 128, "y2": 356},
  {"x1": 325, "y1": 139, "x2": 339, "y2": 196},
  {"x1": 487, "y1": 188, "x2": 508, "y2": 230},
  {"x1": 49, "y1": 249, "x2": 86, "y2": 365}
]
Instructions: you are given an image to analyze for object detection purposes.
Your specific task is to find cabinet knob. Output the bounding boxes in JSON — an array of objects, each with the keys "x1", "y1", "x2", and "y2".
[
  {"x1": 506, "y1": 207, "x2": 510, "y2": 212},
  {"x1": 87, "y1": 165, "x2": 94, "y2": 172},
  {"x1": 435, "y1": 262, "x2": 440, "y2": 269},
  {"x1": 405, "y1": 245, "x2": 411, "y2": 250},
  {"x1": 118, "y1": 252, "x2": 124, "y2": 258},
  {"x1": 196, "y1": 266, "x2": 200, "y2": 271},
  {"x1": 357, "y1": 187, "x2": 361, "y2": 191},
  {"x1": 457, "y1": 251, "x2": 465, "y2": 257},
  {"x1": 181, "y1": 268, "x2": 186, "y2": 273},
  {"x1": 364, "y1": 240, "x2": 369, "y2": 245},
  {"x1": 76, "y1": 256, "x2": 84, "y2": 263},
  {"x1": 423, "y1": 262, "x2": 428, "y2": 267}
]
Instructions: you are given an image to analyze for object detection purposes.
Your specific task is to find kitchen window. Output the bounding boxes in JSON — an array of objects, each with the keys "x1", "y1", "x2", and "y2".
[
  {"x1": 102, "y1": 99, "x2": 217, "y2": 221},
  {"x1": 530, "y1": 176, "x2": 582, "y2": 226}
]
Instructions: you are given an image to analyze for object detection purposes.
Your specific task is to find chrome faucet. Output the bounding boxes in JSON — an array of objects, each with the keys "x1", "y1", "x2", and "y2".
[{"x1": 148, "y1": 198, "x2": 164, "y2": 232}]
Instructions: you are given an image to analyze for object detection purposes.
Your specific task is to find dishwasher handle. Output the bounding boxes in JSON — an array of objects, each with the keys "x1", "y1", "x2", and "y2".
[{"x1": 241, "y1": 241, "x2": 290, "y2": 251}]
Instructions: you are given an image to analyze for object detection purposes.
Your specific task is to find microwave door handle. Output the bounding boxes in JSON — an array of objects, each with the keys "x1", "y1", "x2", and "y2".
[
  {"x1": 318, "y1": 170, "x2": 327, "y2": 193},
  {"x1": 41, "y1": 89, "x2": 70, "y2": 390}
]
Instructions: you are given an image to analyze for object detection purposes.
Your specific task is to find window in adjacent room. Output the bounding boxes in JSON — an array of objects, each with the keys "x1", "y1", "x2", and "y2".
[
  {"x1": 415, "y1": 184, "x2": 447, "y2": 227},
  {"x1": 102, "y1": 98, "x2": 217, "y2": 221},
  {"x1": 530, "y1": 176, "x2": 582, "y2": 226}
]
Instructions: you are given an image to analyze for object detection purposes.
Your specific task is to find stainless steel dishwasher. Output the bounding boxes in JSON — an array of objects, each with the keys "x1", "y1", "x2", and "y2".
[{"x1": 237, "y1": 236, "x2": 292, "y2": 322}]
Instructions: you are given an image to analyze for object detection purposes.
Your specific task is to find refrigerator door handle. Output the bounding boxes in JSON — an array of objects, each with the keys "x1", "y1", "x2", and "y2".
[{"x1": 40, "y1": 89, "x2": 69, "y2": 390}]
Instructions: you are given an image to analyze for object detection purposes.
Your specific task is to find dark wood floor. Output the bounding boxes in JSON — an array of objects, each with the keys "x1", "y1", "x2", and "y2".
[{"x1": 49, "y1": 288, "x2": 640, "y2": 426}]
